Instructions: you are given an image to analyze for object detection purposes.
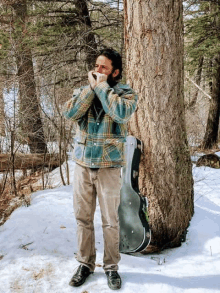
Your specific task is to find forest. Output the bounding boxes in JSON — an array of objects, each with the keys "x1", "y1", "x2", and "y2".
[{"x1": 0, "y1": 0, "x2": 219, "y2": 250}]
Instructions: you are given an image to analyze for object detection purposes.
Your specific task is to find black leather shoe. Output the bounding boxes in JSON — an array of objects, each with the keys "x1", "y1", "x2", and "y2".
[
  {"x1": 69, "y1": 265, "x2": 92, "y2": 287},
  {"x1": 105, "y1": 271, "x2": 121, "y2": 290}
]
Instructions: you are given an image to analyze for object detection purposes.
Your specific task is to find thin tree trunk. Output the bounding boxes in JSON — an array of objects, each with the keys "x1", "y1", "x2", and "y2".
[
  {"x1": 208, "y1": 59, "x2": 213, "y2": 94},
  {"x1": 124, "y1": 0, "x2": 194, "y2": 249},
  {"x1": 12, "y1": 0, "x2": 47, "y2": 153},
  {"x1": 0, "y1": 83, "x2": 5, "y2": 138},
  {"x1": 201, "y1": 53, "x2": 220, "y2": 149},
  {"x1": 59, "y1": 118, "x2": 66, "y2": 186},
  {"x1": 10, "y1": 130, "x2": 17, "y2": 196}
]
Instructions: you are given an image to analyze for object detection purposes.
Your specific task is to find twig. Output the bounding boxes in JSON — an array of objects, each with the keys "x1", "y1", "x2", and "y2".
[{"x1": 19, "y1": 242, "x2": 34, "y2": 250}]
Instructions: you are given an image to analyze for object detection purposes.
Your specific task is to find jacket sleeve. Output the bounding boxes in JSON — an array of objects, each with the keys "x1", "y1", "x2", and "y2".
[
  {"x1": 63, "y1": 86, "x2": 95, "y2": 120},
  {"x1": 94, "y1": 81, "x2": 138, "y2": 124}
]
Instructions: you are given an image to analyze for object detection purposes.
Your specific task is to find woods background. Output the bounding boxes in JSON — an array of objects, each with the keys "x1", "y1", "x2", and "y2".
[{"x1": 0, "y1": 0, "x2": 219, "y2": 250}]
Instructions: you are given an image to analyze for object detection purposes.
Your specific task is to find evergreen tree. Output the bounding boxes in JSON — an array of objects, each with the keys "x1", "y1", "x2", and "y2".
[{"x1": 185, "y1": 0, "x2": 220, "y2": 149}]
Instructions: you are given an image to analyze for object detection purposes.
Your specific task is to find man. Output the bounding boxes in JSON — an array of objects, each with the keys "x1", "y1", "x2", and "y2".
[{"x1": 63, "y1": 48, "x2": 138, "y2": 290}]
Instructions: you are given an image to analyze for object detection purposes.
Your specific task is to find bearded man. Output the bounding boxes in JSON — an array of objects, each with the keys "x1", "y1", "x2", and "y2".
[{"x1": 63, "y1": 48, "x2": 138, "y2": 290}]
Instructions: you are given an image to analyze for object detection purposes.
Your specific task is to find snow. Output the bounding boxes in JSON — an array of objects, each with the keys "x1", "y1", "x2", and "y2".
[{"x1": 0, "y1": 162, "x2": 220, "y2": 293}]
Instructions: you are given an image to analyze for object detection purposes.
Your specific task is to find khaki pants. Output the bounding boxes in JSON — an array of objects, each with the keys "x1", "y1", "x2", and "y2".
[{"x1": 73, "y1": 163, "x2": 121, "y2": 272}]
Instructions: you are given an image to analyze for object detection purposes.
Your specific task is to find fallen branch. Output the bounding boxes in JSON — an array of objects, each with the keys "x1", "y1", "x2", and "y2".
[{"x1": 0, "y1": 153, "x2": 63, "y2": 171}]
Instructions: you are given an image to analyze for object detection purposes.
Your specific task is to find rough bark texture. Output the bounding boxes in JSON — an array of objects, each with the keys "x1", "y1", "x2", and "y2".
[
  {"x1": 188, "y1": 56, "x2": 204, "y2": 109},
  {"x1": 201, "y1": 54, "x2": 220, "y2": 149},
  {"x1": 12, "y1": 0, "x2": 47, "y2": 153},
  {"x1": 124, "y1": 0, "x2": 194, "y2": 249}
]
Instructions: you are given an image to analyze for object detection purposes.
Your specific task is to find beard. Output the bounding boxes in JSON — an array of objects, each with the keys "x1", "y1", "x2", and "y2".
[{"x1": 107, "y1": 72, "x2": 118, "y2": 88}]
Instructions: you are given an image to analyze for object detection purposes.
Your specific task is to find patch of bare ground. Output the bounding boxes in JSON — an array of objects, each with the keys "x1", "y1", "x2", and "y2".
[{"x1": 0, "y1": 171, "x2": 46, "y2": 226}]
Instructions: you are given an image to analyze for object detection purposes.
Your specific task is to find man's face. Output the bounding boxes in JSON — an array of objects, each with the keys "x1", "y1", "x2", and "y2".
[
  {"x1": 94, "y1": 55, "x2": 119, "y2": 86},
  {"x1": 95, "y1": 55, "x2": 113, "y2": 75}
]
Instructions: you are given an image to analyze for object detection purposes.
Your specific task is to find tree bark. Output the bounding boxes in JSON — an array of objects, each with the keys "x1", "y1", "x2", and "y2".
[
  {"x1": 188, "y1": 56, "x2": 204, "y2": 109},
  {"x1": 0, "y1": 82, "x2": 5, "y2": 137},
  {"x1": 75, "y1": 0, "x2": 97, "y2": 70},
  {"x1": 201, "y1": 53, "x2": 220, "y2": 149},
  {"x1": 124, "y1": 0, "x2": 194, "y2": 249},
  {"x1": 12, "y1": 0, "x2": 47, "y2": 153},
  {"x1": 201, "y1": 2, "x2": 220, "y2": 150}
]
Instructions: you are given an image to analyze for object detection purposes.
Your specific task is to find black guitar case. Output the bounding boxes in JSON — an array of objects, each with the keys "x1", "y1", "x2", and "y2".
[{"x1": 118, "y1": 136, "x2": 151, "y2": 253}]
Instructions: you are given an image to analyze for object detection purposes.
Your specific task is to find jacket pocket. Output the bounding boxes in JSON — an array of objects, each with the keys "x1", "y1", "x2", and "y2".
[
  {"x1": 73, "y1": 134, "x2": 86, "y2": 160},
  {"x1": 103, "y1": 137, "x2": 125, "y2": 163}
]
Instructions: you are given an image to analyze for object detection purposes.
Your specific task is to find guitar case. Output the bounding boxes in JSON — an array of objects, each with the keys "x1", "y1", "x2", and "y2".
[{"x1": 118, "y1": 136, "x2": 151, "y2": 253}]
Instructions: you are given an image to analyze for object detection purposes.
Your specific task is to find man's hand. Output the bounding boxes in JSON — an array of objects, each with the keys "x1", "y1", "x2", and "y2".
[{"x1": 88, "y1": 71, "x2": 108, "y2": 89}]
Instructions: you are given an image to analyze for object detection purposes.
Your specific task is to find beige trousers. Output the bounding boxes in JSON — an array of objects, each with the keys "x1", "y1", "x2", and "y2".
[{"x1": 73, "y1": 163, "x2": 121, "y2": 272}]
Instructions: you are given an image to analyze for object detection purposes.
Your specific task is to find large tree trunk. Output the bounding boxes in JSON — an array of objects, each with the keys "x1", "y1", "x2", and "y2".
[
  {"x1": 12, "y1": 0, "x2": 47, "y2": 153},
  {"x1": 201, "y1": 53, "x2": 220, "y2": 149},
  {"x1": 124, "y1": 0, "x2": 194, "y2": 249}
]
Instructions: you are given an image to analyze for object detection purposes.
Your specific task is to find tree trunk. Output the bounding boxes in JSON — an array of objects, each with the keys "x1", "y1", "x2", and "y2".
[
  {"x1": 0, "y1": 82, "x2": 5, "y2": 137},
  {"x1": 75, "y1": 0, "x2": 97, "y2": 70},
  {"x1": 201, "y1": 2, "x2": 220, "y2": 150},
  {"x1": 124, "y1": 0, "x2": 194, "y2": 249},
  {"x1": 201, "y1": 53, "x2": 220, "y2": 149},
  {"x1": 12, "y1": 0, "x2": 47, "y2": 153},
  {"x1": 188, "y1": 56, "x2": 204, "y2": 109},
  {"x1": 208, "y1": 59, "x2": 213, "y2": 94}
]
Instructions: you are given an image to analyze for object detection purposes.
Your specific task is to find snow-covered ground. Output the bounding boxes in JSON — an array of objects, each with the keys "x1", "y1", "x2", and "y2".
[{"x1": 0, "y1": 161, "x2": 220, "y2": 293}]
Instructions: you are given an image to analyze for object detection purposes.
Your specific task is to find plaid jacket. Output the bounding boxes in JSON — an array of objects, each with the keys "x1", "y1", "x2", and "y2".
[{"x1": 63, "y1": 81, "x2": 138, "y2": 168}]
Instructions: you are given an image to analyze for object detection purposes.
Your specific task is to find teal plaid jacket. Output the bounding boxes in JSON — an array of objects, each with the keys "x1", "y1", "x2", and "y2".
[{"x1": 63, "y1": 81, "x2": 138, "y2": 168}]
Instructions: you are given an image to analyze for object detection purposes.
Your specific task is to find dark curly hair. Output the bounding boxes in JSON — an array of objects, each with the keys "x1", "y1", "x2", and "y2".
[{"x1": 97, "y1": 48, "x2": 123, "y2": 80}]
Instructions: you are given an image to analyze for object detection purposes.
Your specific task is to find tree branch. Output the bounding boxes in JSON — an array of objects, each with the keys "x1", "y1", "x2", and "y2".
[{"x1": 185, "y1": 75, "x2": 212, "y2": 100}]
